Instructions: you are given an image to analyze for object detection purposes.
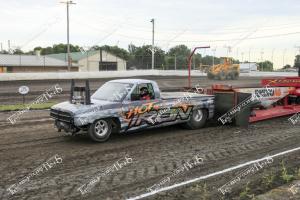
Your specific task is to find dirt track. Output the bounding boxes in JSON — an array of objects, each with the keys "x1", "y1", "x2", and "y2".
[
  {"x1": 0, "y1": 111, "x2": 300, "y2": 200},
  {"x1": 0, "y1": 76, "x2": 300, "y2": 200}
]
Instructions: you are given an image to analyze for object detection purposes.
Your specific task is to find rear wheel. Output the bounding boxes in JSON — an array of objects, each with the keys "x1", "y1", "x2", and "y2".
[
  {"x1": 218, "y1": 71, "x2": 227, "y2": 80},
  {"x1": 88, "y1": 118, "x2": 112, "y2": 142},
  {"x1": 184, "y1": 108, "x2": 208, "y2": 129},
  {"x1": 207, "y1": 72, "x2": 214, "y2": 79},
  {"x1": 232, "y1": 72, "x2": 239, "y2": 80}
]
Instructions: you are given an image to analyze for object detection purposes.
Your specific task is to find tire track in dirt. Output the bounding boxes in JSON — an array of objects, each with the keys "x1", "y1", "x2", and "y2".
[{"x1": 1, "y1": 116, "x2": 299, "y2": 200}]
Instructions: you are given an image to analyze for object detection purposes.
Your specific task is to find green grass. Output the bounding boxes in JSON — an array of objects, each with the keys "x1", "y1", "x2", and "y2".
[{"x1": 0, "y1": 102, "x2": 57, "y2": 111}]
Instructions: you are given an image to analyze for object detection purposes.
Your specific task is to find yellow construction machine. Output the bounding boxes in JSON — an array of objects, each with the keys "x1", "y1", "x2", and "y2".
[{"x1": 207, "y1": 57, "x2": 240, "y2": 80}]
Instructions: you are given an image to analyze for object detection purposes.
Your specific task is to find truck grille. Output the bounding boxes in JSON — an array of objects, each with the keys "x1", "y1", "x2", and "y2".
[{"x1": 50, "y1": 109, "x2": 73, "y2": 123}]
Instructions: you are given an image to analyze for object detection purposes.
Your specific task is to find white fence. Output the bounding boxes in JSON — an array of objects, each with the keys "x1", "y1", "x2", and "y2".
[{"x1": 0, "y1": 70, "x2": 297, "y2": 81}]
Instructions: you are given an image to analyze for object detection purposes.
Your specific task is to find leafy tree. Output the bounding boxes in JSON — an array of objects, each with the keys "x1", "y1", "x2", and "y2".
[
  {"x1": 258, "y1": 60, "x2": 273, "y2": 71},
  {"x1": 283, "y1": 64, "x2": 292, "y2": 69},
  {"x1": 32, "y1": 44, "x2": 80, "y2": 55},
  {"x1": 127, "y1": 45, "x2": 165, "y2": 69},
  {"x1": 12, "y1": 48, "x2": 24, "y2": 54},
  {"x1": 294, "y1": 55, "x2": 300, "y2": 76},
  {"x1": 166, "y1": 45, "x2": 190, "y2": 69},
  {"x1": 294, "y1": 55, "x2": 300, "y2": 68},
  {"x1": 91, "y1": 45, "x2": 130, "y2": 61}
]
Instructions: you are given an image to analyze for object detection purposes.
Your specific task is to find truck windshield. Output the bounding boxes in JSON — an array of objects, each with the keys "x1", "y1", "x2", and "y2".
[{"x1": 91, "y1": 82, "x2": 133, "y2": 102}]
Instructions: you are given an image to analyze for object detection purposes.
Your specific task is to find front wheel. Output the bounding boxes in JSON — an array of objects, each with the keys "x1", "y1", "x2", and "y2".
[
  {"x1": 184, "y1": 109, "x2": 208, "y2": 129},
  {"x1": 88, "y1": 118, "x2": 112, "y2": 142}
]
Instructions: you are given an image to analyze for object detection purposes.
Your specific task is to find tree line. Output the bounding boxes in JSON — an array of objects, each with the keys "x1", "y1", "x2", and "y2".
[{"x1": 2, "y1": 43, "x2": 300, "y2": 71}]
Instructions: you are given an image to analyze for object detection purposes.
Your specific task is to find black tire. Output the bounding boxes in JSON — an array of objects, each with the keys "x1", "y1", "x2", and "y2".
[
  {"x1": 184, "y1": 108, "x2": 208, "y2": 129},
  {"x1": 218, "y1": 71, "x2": 226, "y2": 80},
  {"x1": 232, "y1": 72, "x2": 239, "y2": 80},
  {"x1": 207, "y1": 72, "x2": 214, "y2": 79},
  {"x1": 227, "y1": 72, "x2": 234, "y2": 80},
  {"x1": 88, "y1": 118, "x2": 112, "y2": 142}
]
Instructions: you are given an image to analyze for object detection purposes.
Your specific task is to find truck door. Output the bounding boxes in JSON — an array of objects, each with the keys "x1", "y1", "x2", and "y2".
[{"x1": 121, "y1": 83, "x2": 162, "y2": 130}]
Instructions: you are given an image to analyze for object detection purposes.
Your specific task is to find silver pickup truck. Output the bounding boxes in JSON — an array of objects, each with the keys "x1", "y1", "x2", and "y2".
[{"x1": 50, "y1": 79, "x2": 214, "y2": 142}]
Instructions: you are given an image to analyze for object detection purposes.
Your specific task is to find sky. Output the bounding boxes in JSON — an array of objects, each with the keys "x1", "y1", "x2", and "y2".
[{"x1": 1, "y1": 0, "x2": 300, "y2": 69}]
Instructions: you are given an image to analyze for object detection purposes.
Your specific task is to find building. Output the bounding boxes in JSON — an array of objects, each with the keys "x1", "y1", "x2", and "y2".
[
  {"x1": 240, "y1": 62, "x2": 258, "y2": 73},
  {"x1": 0, "y1": 54, "x2": 78, "y2": 73},
  {"x1": 47, "y1": 50, "x2": 127, "y2": 71}
]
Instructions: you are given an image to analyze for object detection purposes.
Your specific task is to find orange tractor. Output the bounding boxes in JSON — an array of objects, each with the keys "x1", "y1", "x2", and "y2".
[{"x1": 207, "y1": 57, "x2": 240, "y2": 80}]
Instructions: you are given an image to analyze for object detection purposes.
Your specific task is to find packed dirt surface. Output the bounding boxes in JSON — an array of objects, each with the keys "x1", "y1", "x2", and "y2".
[
  {"x1": 0, "y1": 109, "x2": 299, "y2": 200},
  {"x1": 0, "y1": 76, "x2": 262, "y2": 105},
  {"x1": 1, "y1": 76, "x2": 299, "y2": 200}
]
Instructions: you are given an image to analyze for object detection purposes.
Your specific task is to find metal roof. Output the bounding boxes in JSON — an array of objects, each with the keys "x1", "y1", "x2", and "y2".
[
  {"x1": 0, "y1": 54, "x2": 78, "y2": 67},
  {"x1": 46, "y1": 51, "x2": 95, "y2": 62},
  {"x1": 109, "y1": 79, "x2": 154, "y2": 84},
  {"x1": 47, "y1": 50, "x2": 125, "y2": 62}
]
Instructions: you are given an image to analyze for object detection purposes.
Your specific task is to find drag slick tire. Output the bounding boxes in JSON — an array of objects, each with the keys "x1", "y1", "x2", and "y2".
[
  {"x1": 184, "y1": 108, "x2": 208, "y2": 129},
  {"x1": 88, "y1": 118, "x2": 112, "y2": 142}
]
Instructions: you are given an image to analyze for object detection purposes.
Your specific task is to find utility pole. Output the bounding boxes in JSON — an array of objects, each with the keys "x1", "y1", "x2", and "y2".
[
  {"x1": 150, "y1": 18, "x2": 155, "y2": 70},
  {"x1": 241, "y1": 52, "x2": 244, "y2": 62},
  {"x1": 260, "y1": 48, "x2": 264, "y2": 71},
  {"x1": 271, "y1": 48, "x2": 275, "y2": 69},
  {"x1": 212, "y1": 48, "x2": 216, "y2": 66},
  {"x1": 61, "y1": 1, "x2": 76, "y2": 71},
  {"x1": 8, "y1": 40, "x2": 11, "y2": 54},
  {"x1": 174, "y1": 55, "x2": 177, "y2": 70},
  {"x1": 224, "y1": 45, "x2": 232, "y2": 57},
  {"x1": 248, "y1": 48, "x2": 251, "y2": 71},
  {"x1": 283, "y1": 48, "x2": 287, "y2": 68}
]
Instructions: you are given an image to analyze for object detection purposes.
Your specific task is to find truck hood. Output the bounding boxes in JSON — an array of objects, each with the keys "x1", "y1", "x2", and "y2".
[{"x1": 51, "y1": 99, "x2": 121, "y2": 115}]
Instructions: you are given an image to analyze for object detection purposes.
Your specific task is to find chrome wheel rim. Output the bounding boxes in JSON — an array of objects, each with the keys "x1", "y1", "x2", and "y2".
[
  {"x1": 194, "y1": 110, "x2": 203, "y2": 122},
  {"x1": 94, "y1": 120, "x2": 108, "y2": 137}
]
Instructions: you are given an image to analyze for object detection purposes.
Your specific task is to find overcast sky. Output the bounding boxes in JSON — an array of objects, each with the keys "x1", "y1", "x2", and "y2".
[{"x1": 1, "y1": 0, "x2": 300, "y2": 68}]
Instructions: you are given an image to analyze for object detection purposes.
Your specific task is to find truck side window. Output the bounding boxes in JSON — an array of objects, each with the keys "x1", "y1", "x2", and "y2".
[{"x1": 131, "y1": 83, "x2": 155, "y2": 101}]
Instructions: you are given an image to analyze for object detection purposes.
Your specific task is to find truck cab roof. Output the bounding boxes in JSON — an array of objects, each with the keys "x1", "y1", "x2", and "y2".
[{"x1": 108, "y1": 79, "x2": 155, "y2": 84}]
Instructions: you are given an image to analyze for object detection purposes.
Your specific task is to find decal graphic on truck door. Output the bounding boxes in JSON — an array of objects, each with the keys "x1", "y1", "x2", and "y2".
[{"x1": 121, "y1": 102, "x2": 193, "y2": 129}]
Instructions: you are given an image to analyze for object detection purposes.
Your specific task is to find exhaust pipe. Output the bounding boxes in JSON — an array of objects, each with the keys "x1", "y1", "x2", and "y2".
[
  {"x1": 70, "y1": 79, "x2": 75, "y2": 103},
  {"x1": 85, "y1": 80, "x2": 91, "y2": 105},
  {"x1": 69, "y1": 79, "x2": 91, "y2": 105}
]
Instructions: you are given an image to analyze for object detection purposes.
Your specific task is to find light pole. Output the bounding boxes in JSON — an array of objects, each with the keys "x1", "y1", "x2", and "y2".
[
  {"x1": 271, "y1": 48, "x2": 275, "y2": 69},
  {"x1": 61, "y1": 1, "x2": 76, "y2": 71},
  {"x1": 150, "y1": 18, "x2": 155, "y2": 70},
  {"x1": 283, "y1": 48, "x2": 287, "y2": 68},
  {"x1": 260, "y1": 48, "x2": 264, "y2": 71},
  {"x1": 248, "y1": 48, "x2": 251, "y2": 70},
  {"x1": 241, "y1": 52, "x2": 244, "y2": 62},
  {"x1": 212, "y1": 48, "x2": 216, "y2": 66},
  {"x1": 224, "y1": 45, "x2": 232, "y2": 57}
]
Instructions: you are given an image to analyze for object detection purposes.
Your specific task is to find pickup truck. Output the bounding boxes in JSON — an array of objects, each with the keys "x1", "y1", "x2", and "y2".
[{"x1": 50, "y1": 79, "x2": 214, "y2": 142}]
